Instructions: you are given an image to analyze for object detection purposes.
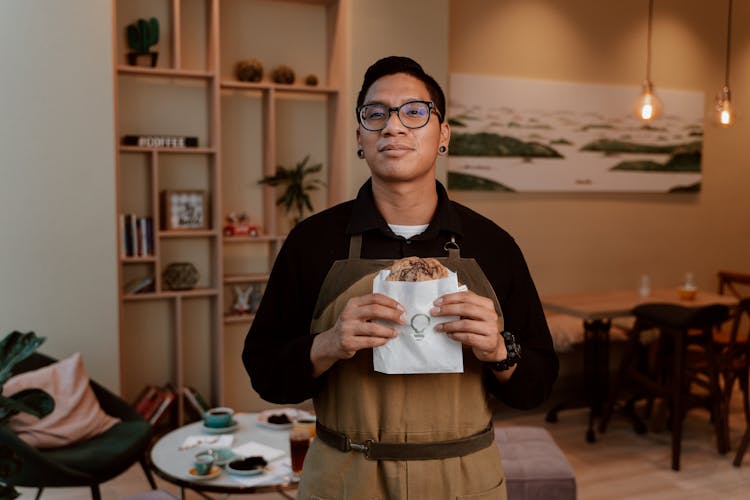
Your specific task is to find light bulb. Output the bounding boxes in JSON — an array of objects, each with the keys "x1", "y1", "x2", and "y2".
[
  {"x1": 715, "y1": 86, "x2": 735, "y2": 127},
  {"x1": 635, "y1": 80, "x2": 661, "y2": 122}
]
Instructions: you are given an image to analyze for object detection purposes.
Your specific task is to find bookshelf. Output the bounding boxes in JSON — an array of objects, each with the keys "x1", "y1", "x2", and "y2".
[{"x1": 113, "y1": 0, "x2": 346, "y2": 420}]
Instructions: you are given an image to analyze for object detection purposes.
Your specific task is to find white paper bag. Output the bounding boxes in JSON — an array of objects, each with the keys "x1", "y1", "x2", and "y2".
[{"x1": 372, "y1": 269, "x2": 465, "y2": 374}]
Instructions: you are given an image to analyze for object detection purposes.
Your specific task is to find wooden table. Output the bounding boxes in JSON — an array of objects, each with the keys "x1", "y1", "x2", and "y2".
[
  {"x1": 542, "y1": 288, "x2": 738, "y2": 443},
  {"x1": 150, "y1": 412, "x2": 298, "y2": 499}
]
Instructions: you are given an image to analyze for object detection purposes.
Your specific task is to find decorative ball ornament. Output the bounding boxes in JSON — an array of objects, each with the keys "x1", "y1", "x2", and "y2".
[
  {"x1": 162, "y1": 262, "x2": 199, "y2": 290},
  {"x1": 271, "y1": 65, "x2": 295, "y2": 84},
  {"x1": 304, "y1": 74, "x2": 318, "y2": 86},
  {"x1": 235, "y1": 59, "x2": 264, "y2": 82}
]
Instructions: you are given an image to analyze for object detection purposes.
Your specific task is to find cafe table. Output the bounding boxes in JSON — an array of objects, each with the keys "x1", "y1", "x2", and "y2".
[
  {"x1": 541, "y1": 288, "x2": 738, "y2": 443},
  {"x1": 150, "y1": 412, "x2": 298, "y2": 499}
]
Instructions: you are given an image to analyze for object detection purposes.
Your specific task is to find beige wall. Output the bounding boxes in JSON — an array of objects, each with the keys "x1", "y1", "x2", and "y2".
[
  {"x1": 449, "y1": 0, "x2": 750, "y2": 295},
  {"x1": 348, "y1": 0, "x2": 451, "y2": 193},
  {"x1": 0, "y1": 0, "x2": 119, "y2": 389}
]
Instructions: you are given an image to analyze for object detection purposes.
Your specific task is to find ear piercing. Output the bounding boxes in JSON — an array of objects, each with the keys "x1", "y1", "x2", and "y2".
[
  {"x1": 357, "y1": 148, "x2": 365, "y2": 159},
  {"x1": 439, "y1": 145, "x2": 448, "y2": 154}
]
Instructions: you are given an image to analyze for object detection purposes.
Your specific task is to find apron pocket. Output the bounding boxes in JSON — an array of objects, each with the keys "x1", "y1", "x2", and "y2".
[{"x1": 455, "y1": 479, "x2": 506, "y2": 500}]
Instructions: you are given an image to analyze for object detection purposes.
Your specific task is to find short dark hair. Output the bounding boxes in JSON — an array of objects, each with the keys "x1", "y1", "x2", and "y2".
[{"x1": 356, "y1": 56, "x2": 445, "y2": 123}]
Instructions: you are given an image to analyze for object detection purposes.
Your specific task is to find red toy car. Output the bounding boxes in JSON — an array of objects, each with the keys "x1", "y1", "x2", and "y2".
[
  {"x1": 223, "y1": 212, "x2": 260, "y2": 237},
  {"x1": 223, "y1": 222, "x2": 259, "y2": 237}
]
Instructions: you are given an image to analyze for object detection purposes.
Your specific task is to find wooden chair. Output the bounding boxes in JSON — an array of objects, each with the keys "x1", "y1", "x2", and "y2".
[
  {"x1": 720, "y1": 298, "x2": 750, "y2": 466},
  {"x1": 599, "y1": 303, "x2": 730, "y2": 470}
]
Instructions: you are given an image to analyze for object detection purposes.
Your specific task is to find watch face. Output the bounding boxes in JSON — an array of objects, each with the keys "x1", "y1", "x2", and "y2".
[{"x1": 502, "y1": 331, "x2": 521, "y2": 360}]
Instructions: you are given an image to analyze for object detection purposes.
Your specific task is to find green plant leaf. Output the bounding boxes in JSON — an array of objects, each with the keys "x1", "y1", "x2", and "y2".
[
  {"x1": 0, "y1": 332, "x2": 45, "y2": 386},
  {"x1": 258, "y1": 156, "x2": 324, "y2": 224},
  {"x1": 0, "y1": 389, "x2": 54, "y2": 425}
]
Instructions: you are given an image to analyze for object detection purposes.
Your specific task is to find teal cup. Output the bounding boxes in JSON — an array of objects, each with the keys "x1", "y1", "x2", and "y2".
[
  {"x1": 211, "y1": 447, "x2": 235, "y2": 465},
  {"x1": 193, "y1": 450, "x2": 214, "y2": 475},
  {"x1": 203, "y1": 407, "x2": 234, "y2": 428}
]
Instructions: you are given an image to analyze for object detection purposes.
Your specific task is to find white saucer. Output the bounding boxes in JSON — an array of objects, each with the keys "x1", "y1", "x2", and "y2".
[
  {"x1": 188, "y1": 466, "x2": 222, "y2": 480},
  {"x1": 202, "y1": 419, "x2": 238, "y2": 434}
]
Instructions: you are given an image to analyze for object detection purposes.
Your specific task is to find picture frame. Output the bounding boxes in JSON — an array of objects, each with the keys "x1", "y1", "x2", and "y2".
[{"x1": 160, "y1": 190, "x2": 207, "y2": 230}]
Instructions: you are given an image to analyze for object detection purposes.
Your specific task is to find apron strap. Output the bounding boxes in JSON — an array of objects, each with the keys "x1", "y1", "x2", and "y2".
[
  {"x1": 348, "y1": 233, "x2": 363, "y2": 260},
  {"x1": 444, "y1": 234, "x2": 461, "y2": 262}
]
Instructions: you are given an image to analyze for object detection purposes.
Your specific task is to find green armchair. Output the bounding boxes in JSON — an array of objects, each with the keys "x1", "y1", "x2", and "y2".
[{"x1": 1, "y1": 352, "x2": 156, "y2": 500}]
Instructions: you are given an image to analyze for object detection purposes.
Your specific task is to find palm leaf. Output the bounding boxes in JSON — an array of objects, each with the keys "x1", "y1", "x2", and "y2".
[{"x1": 258, "y1": 156, "x2": 325, "y2": 224}]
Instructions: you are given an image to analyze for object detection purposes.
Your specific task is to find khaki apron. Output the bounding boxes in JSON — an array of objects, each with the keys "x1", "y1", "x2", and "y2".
[{"x1": 298, "y1": 234, "x2": 507, "y2": 500}]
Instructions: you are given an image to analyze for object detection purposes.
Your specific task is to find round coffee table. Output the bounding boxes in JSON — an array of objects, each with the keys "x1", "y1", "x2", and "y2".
[{"x1": 150, "y1": 412, "x2": 298, "y2": 498}]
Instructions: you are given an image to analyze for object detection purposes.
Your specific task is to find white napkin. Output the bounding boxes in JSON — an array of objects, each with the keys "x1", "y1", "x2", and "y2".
[
  {"x1": 372, "y1": 269, "x2": 466, "y2": 374},
  {"x1": 179, "y1": 434, "x2": 234, "y2": 450},
  {"x1": 232, "y1": 440, "x2": 286, "y2": 462}
]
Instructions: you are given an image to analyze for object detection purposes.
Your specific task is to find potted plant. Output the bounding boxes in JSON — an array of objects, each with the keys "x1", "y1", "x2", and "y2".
[
  {"x1": 126, "y1": 17, "x2": 160, "y2": 67},
  {"x1": 0, "y1": 331, "x2": 54, "y2": 499},
  {"x1": 259, "y1": 155, "x2": 325, "y2": 225}
]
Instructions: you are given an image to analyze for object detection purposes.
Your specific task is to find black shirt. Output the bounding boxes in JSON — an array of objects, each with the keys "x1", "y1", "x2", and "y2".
[{"x1": 243, "y1": 180, "x2": 558, "y2": 410}]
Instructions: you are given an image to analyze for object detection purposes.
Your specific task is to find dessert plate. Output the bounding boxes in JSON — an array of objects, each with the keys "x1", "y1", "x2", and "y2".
[
  {"x1": 256, "y1": 408, "x2": 311, "y2": 430},
  {"x1": 226, "y1": 463, "x2": 264, "y2": 476}
]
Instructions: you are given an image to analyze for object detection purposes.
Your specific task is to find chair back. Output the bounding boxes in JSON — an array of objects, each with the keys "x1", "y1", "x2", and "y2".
[
  {"x1": 726, "y1": 297, "x2": 750, "y2": 349},
  {"x1": 718, "y1": 270, "x2": 750, "y2": 299}
]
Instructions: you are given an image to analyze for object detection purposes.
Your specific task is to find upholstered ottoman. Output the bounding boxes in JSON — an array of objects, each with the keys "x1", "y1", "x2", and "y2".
[{"x1": 495, "y1": 426, "x2": 577, "y2": 500}]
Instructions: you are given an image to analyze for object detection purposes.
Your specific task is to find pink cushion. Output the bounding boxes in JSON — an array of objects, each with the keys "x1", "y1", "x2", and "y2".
[{"x1": 4, "y1": 352, "x2": 120, "y2": 448}]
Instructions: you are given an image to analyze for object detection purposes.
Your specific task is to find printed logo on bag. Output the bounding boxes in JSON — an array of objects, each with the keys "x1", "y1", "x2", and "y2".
[{"x1": 410, "y1": 313, "x2": 431, "y2": 340}]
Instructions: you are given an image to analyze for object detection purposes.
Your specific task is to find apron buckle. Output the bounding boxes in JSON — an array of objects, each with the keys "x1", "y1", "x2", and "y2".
[{"x1": 347, "y1": 438, "x2": 374, "y2": 459}]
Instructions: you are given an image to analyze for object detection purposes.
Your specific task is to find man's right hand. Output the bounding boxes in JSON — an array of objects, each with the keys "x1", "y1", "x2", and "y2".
[{"x1": 310, "y1": 293, "x2": 405, "y2": 377}]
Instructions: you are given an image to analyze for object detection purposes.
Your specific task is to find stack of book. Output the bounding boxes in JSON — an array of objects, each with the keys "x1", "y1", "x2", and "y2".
[
  {"x1": 132, "y1": 384, "x2": 210, "y2": 427},
  {"x1": 119, "y1": 214, "x2": 154, "y2": 257}
]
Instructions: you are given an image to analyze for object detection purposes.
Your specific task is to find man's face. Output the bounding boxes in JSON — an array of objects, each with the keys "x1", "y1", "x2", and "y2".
[{"x1": 356, "y1": 73, "x2": 449, "y2": 185}]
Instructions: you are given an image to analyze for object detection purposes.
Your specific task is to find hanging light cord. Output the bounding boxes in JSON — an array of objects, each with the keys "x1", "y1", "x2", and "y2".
[
  {"x1": 724, "y1": 0, "x2": 733, "y2": 86},
  {"x1": 646, "y1": 0, "x2": 654, "y2": 82}
]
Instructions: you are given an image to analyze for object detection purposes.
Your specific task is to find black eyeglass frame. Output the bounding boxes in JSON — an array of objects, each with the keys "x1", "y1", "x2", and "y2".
[{"x1": 356, "y1": 100, "x2": 442, "y2": 131}]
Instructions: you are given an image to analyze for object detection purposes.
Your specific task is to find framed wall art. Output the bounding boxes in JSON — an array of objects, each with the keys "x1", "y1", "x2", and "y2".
[
  {"x1": 447, "y1": 73, "x2": 704, "y2": 193},
  {"x1": 160, "y1": 190, "x2": 207, "y2": 230}
]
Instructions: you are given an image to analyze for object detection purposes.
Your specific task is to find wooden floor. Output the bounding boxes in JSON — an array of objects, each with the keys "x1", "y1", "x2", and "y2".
[{"x1": 16, "y1": 389, "x2": 750, "y2": 499}]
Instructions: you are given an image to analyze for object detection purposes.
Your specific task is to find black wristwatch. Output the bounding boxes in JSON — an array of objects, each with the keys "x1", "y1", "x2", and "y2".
[{"x1": 486, "y1": 330, "x2": 521, "y2": 372}]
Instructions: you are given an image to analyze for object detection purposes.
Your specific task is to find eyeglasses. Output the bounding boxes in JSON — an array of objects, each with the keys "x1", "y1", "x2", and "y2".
[{"x1": 357, "y1": 100, "x2": 440, "y2": 131}]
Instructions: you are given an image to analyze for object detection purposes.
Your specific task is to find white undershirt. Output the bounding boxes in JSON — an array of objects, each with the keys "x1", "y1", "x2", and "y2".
[{"x1": 388, "y1": 223, "x2": 429, "y2": 240}]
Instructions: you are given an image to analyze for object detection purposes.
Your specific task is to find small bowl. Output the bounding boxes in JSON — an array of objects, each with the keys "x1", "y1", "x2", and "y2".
[
  {"x1": 678, "y1": 287, "x2": 697, "y2": 301},
  {"x1": 226, "y1": 456, "x2": 267, "y2": 476}
]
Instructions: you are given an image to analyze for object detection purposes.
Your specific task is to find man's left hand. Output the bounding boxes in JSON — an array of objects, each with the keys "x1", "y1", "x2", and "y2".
[{"x1": 431, "y1": 290, "x2": 504, "y2": 363}]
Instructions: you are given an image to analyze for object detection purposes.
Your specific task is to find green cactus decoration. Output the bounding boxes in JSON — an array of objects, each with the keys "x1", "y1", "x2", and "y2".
[
  {"x1": 126, "y1": 17, "x2": 160, "y2": 67},
  {"x1": 127, "y1": 17, "x2": 159, "y2": 53}
]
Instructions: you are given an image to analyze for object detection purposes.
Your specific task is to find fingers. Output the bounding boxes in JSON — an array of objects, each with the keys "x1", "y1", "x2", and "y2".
[
  {"x1": 431, "y1": 291, "x2": 502, "y2": 360},
  {"x1": 344, "y1": 293, "x2": 405, "y2": 325},
  {"x1": 431, "y1": 290, "x2": 497, "y2": 322},
  {"x1": 329, "y1": 294, "x2": 406, "y2": 360}
]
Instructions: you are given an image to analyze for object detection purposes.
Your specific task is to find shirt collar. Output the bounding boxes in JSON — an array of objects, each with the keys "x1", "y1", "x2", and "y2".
[{"x1": 345, "y1": 179, "x2": 463, "y2": 239}]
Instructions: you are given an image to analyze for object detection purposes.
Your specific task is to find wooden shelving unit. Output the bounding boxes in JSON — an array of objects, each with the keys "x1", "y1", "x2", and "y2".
[{"x1": 113, "y1": 0, "x2": 347, "y2": 418}]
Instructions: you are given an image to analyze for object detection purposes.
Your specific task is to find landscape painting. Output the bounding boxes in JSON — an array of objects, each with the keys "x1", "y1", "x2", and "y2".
[{"x1": 447, "y1": 73, "x2": 704, "y2": 193}]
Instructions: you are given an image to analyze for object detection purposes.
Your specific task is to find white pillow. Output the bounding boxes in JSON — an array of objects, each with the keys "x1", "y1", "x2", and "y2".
[{"x1": 4, "y1": 352, "x2": 120, "y2": 448}]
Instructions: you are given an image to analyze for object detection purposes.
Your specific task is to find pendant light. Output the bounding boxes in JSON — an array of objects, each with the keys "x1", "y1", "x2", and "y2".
[
  {"x1": 716, "y1": 0, "x2": 735, "y2": 127},
  {"x1": 635, "y1": 0, "x2": 661, "y2": 122}
]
